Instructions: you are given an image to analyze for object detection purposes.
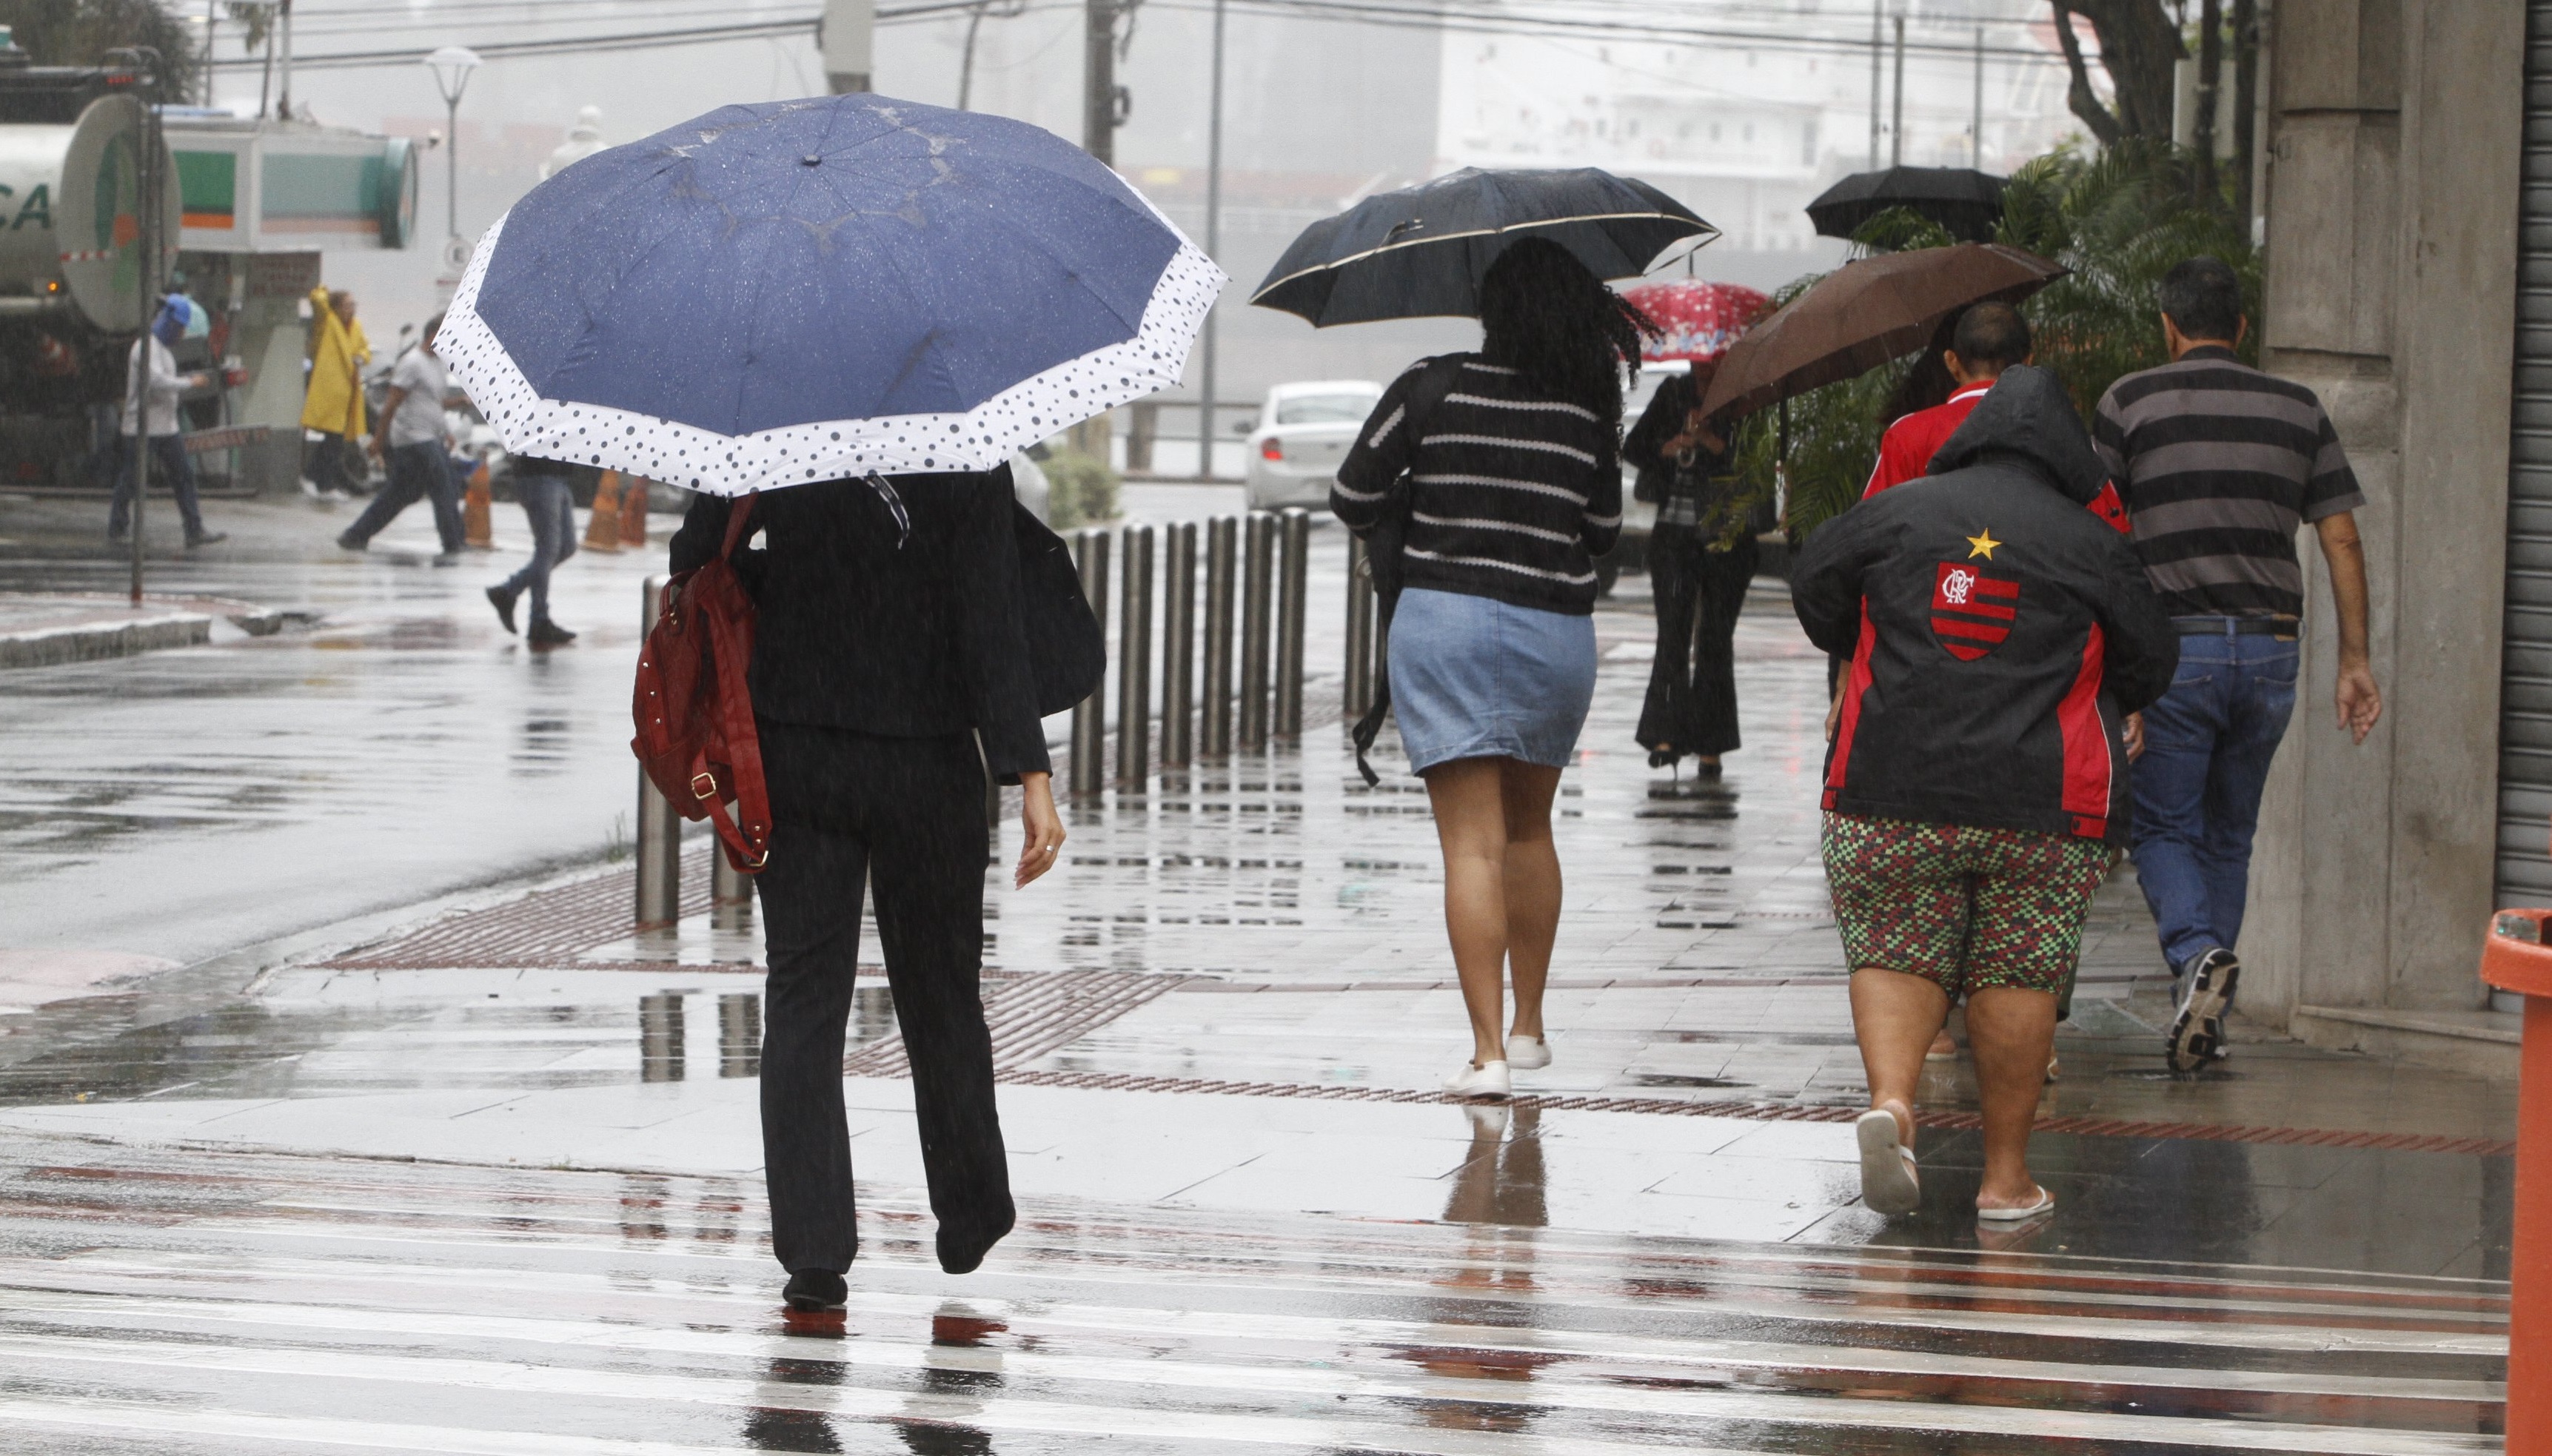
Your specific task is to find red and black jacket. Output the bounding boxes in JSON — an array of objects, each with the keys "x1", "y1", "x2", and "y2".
[{"x1": 1792, "y1": 366, "x2": 2178, "y2": 846}]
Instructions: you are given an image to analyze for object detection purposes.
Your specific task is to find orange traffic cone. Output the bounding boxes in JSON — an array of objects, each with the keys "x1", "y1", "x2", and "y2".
[
  {"x1": 583, "y1": 470, "x2": 626, "y2": 553},
  {"x1": 463, "y1": 459, "x2": 494, "y2": 548},
  {"x1": 620, "y1": 475, "x2": 649, "y2": 548}
]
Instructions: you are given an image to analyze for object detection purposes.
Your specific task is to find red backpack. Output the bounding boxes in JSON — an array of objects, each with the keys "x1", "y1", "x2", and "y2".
[{"x1": 632, "y1": 493, "x2": 770, "y2": 873}]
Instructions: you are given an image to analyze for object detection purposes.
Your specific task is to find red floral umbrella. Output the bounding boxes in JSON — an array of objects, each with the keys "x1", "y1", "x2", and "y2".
[{"x1": 1620, "y1": 280, "x2": 1772, "y2": 363}]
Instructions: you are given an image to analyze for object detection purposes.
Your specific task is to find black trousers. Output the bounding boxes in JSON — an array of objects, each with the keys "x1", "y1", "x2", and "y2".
[
  {"x1": 754, "y1": 723, "x2": 1012, "y2": 1275},
  {"x1": 1638, "y1": 526, "x2": 1758, "y2": 759}
]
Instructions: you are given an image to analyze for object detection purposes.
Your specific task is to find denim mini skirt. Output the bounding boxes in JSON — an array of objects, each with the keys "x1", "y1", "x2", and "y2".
[{"x1": 1388, "y1": 587, "x2": 1598, "y2": 773}]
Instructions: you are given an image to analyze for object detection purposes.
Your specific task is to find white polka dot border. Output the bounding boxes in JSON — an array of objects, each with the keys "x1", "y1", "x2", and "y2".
[{"x1": 439, "y1": 210, "x2": 1228, "y2": 496}]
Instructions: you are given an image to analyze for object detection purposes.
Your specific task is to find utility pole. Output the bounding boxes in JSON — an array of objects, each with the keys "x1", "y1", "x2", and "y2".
[
  {"x1": 1866, "y1": 0, "x2": 1881, "y2": 170},
  {"x1": 1084, "y1": 0, "x2": 1128, "y2": 166},
  {"x1": 820, "y1": 0, "x2": 874, "y2": 93},
  {"x1": 1972, "y1": 26, "x2": 1983, "y2": 168},
  {"x1": 1076, "y1": 0, "x2": 1130, "y2": 464},
  {"x1": 1196, "y1": 0, "x2": 1225, "y2": 480},
  {"x1": 2194, "y1": 0, "x2": 2223, "y2": 203},
  {"x1": 275, "y1": 0, "x2": 292, "y2": 121},
  {"x1": 1889, "y1": 14, "x2": 1906, "y2": 167}
]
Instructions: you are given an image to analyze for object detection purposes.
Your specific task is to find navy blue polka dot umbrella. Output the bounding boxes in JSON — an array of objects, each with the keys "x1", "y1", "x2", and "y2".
[{"x1": 440, "y1": 94, "x2": 1224, "y2": 495}]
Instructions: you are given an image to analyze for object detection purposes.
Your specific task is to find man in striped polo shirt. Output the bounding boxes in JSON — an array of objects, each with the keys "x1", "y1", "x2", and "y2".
[{"x1": 2094, "y1": 256, "x2": 2385, "y2": 1073}]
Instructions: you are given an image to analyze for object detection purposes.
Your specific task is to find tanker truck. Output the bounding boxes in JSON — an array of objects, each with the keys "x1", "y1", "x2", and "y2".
[
  {"x1": 0, "y1": 35, "x2": 179, "y2": 488},
  {"x1": 0, "y1": 26, "x2": 418, "y2": 493}
]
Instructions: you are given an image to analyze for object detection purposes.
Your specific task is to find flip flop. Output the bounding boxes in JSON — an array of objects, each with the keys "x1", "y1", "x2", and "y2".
[
  {"x1": 1855, "y1": 1107, "x2": 1920, "y2": 1215},
  {"x1": 1975, "y1": 1186, "x2": 2057, "y2": 1224}
]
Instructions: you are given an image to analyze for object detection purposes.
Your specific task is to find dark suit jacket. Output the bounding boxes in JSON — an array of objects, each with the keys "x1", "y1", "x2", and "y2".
[{"x1": 670, "y1": 468, "x2": 1051, "y2": 781}]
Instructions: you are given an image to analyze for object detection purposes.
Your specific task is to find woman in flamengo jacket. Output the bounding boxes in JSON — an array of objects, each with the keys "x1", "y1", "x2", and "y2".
[{"x1": 1791, "y1": 366, "x2": 2177, "y2": 1226}]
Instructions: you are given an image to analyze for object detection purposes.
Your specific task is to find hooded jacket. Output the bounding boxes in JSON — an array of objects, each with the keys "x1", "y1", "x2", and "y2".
[
  {"x1": 1792, "y1": 366, "x2": 2178, "y2": 845},
  {"x1": 301, "y1": 287, "x2": 370, "y2": 437}
]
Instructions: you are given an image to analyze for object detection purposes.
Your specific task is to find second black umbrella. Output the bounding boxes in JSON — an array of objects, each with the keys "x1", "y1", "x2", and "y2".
[{"x1": 1807, "y1": 166, "x2": 2007, "y2": 245}]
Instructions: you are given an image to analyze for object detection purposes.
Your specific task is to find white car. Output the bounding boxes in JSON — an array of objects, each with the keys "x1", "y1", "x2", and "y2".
[{"x1": 1242, "y1": 379, "x2": 1385, "y2": 511}]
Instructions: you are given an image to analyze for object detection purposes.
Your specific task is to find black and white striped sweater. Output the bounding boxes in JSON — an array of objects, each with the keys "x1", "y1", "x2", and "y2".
[{"x1": 1330, "y1": 354, "x2": 1622, "y2": 616}]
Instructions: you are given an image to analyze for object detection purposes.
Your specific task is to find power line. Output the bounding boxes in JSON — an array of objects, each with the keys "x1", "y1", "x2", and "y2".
[{"x1": 204, "y1": 0, "x2": 2087, "y2": 74}]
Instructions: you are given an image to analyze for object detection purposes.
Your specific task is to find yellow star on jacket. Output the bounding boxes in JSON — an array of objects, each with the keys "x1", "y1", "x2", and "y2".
[{"x1": 1966, "y1": 529, "x2": 2002, "y2": 560}]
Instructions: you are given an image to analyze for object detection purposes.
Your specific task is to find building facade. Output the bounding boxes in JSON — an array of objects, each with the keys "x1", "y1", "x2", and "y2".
[{"x1": 2245, "y1": 0, "x2": 2529, "y2": 1073}]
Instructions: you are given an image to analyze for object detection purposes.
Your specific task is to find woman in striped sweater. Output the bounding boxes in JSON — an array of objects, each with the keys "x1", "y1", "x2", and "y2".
[{"x1": 1333, "y1": 238, "x2": 1653, "y2": 1098}]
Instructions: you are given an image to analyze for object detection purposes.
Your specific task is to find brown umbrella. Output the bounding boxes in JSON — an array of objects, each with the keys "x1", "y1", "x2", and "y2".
[{"x1": 1698, "y1": 242, "x2": 2066, "y2": 422}]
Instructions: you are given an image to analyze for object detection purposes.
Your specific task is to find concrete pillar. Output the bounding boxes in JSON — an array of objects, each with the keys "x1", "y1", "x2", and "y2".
[
  {"x1": 820, "y1": 0, "x2": 874, "y2": 94},
  {"x1": 2246, "y1": 0, "x2": 2525, "y2": 1036}
]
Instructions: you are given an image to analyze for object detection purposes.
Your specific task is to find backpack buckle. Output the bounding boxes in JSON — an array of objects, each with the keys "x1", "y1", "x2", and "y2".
[{"x1": 691, "y1": 772, "x2": 718, "y2": 800}]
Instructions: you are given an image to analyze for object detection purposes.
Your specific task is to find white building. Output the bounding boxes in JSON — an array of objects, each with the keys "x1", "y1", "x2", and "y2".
[{"x1": 1436, "y1": 1, "x2": 2094, "y2": 287}]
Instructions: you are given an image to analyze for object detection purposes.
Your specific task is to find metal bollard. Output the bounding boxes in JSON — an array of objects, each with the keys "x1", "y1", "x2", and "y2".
[
  {"x1": 1162, "y1": 521, "x2": 1197, "y2": 769},
  {"x1": 1239, "y1": 511, "x2": 1276, "y2": 749},
  {"x1": 1202, "y1": 516, "x2": 1237, "y2": 758},
  {"x1": 1274, "y1": 508, "x2": 1310, "y2": 739},
  {"x1": 640, "y1": 993, "x2": 686, "y2": 1082},
  {"x1": 1116, "y1": 523, "x2": 1155, "y2": 789},
  {"x1": 636, "y1": 576, "x2": 683, "y2": 926},
  {"x1": 1344, "y1": 534, "x2": 1375, "y2": 719},
  {"x1": 1069, "y1": 529, "x2": 1111, "y2": 796}
]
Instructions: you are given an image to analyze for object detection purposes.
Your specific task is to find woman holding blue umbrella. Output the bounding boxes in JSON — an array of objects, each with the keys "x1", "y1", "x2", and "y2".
[{"x1": 441, "y1": 93, "x2": 1216, "y2": 1326}]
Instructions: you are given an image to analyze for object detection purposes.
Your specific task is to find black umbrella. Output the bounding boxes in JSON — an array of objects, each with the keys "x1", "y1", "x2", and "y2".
[
  {"x1": 1806, "y1": 167, "x2": 2006, "y2": 244},
  {"x1": 1250, "y1": 167, "x2": 1716, "y2": 326}
]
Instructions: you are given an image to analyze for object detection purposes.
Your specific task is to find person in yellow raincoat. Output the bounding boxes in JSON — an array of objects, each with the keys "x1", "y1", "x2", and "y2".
[{"x1": 301, "y1": 288, "x2": 370, "y2": 500}]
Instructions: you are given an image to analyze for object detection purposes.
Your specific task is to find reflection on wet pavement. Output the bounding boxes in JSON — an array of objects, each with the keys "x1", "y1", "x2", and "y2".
[
  {"x1": 0, "y1": 1137, "x2": 2506, "y2": 1453},
  {"x1": 0, "y1": 506, "x2": 2520, "y2": 1450}
]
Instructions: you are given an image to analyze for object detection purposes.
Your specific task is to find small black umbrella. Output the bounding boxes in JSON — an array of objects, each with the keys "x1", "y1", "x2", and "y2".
[
  {"x1": 1250, "y1": 167, "x2": 1715, "y2": 326},
  {"x1": 1806, "y1": 167, "x2": 2006, "y2": 245}
]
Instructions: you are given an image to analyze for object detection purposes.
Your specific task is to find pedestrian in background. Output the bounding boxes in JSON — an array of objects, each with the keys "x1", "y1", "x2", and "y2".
[
  {"x1": 109, "y1": 296, "x2": 224, "y2": 550},
  {"x1": 301, "y1": 288, "x2": 369, "y2": 501},
  {"x1": 1863, "y1": 302, "x2": 2034, "y2": 500},
  {"x1": 1626, "y1": 361, "x2": 1754, "y2": 777},
  {"x1": 1332, "y1": 238, "x2": 1651, "y2": 1099},
  {"x1": 1793, "y1": 366, "x2": 2177, "y2": 1222},
  {"x1": 671, "y1": 468, "x2": 1066, "y2": 1324},
  {"x1": 2094, "y1": 256, "x2": 2383, "y2": 1073},
  {"x1": 337, "y1": 313, "x2": 464, "y2": 563},
  {"x1": 486, "y1": 455, "x2": 580, "y2": 646}
]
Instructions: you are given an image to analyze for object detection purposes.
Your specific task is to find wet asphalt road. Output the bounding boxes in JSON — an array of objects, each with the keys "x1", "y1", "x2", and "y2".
[{"x1": 0, "y1": 486, "x2": 2516, "y2": 1452}]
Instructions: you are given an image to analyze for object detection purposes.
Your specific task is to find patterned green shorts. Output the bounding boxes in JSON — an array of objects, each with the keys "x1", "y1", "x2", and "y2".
[{"x1": 1821, "y1": 813, "x2": 2111, "y2": 998}]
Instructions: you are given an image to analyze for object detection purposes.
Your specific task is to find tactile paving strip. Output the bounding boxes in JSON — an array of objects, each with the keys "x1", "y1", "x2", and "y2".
[
  {"x1": 987, "y1": 1069, "x2": 2519, "y2": 1157},
  {"x1": 844, "y1": 970, "x2": 1185, "y2": 1078},
  {"x1": 318, "y1": 848, "x2": 719, "y2": 970}
]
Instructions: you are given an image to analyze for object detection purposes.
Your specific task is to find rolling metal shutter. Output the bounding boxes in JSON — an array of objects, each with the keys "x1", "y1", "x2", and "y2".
[{"x1": 2496, "y1": 0, "x2": 2552, "y2": 903}]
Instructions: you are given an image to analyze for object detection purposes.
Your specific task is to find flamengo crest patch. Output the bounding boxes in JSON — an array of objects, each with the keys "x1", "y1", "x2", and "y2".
[{"x1": 1932, "y1": 560, "x2": 2019, "y2": 660}]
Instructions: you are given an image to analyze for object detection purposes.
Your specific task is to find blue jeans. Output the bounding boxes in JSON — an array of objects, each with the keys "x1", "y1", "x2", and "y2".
[
  {"x1": 499, "y1": 474, "x2": 577, "y2": 625},
  {"x1": 110, "y1": 433, "x2": 205, "y2": 537},
  {"x1": 344, "y1": 440, "x2": 463, "y2": 552},
  {"x1": 2128, "y1": 623, "x2": 2300, "y2": 975}
]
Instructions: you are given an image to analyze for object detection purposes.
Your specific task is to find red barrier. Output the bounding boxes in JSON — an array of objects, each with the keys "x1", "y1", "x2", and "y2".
[{"x1": 2482, "y1": 907, "x2": 2552, "y2": 1454}]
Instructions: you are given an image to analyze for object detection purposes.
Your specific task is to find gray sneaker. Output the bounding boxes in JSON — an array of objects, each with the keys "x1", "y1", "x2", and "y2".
[{"x1": 2168, "y1": 947, "x2": 2240, "y2": 1073}]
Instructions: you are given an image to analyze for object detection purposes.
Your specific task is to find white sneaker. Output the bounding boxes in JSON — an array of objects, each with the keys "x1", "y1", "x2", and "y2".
[
  {"x1": 298, "y1": 477, "x2": 324, "y2": 499},
  {"x1": 1504, "y1": 1034, "x2": 1550, "y2": 1070},
  {"x1": 1441, "y1": 1060, "x2": 1510, "y2": 1098}
]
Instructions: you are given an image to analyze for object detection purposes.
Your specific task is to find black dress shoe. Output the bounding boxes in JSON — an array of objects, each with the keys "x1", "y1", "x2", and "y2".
[
  {"x1": 781, "y1": 1268, "x2": 847, "y2": 1336},
  {"x1": 526, "y1": 620, "x2": 577, "y2": 647},
  {"x1": 486, "y1": 585, "x2": 519, "y2": 634},
  {"x1": 936, "y1": 1207, "x2": 1016, "y2": 1275}
]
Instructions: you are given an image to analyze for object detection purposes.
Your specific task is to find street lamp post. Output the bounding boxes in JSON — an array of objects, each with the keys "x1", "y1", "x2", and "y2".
[{"x1": 424, "y1": 46, "x2": 481, "y2": 245}]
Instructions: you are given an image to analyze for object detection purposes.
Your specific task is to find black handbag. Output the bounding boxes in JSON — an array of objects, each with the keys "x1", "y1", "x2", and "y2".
[
  {"x1": 1012, "y1": 498, "x2": 1106, "y2": 717},
  {"x1": 1350, "y1": 353, "x2": 1470, "y2": 787}
]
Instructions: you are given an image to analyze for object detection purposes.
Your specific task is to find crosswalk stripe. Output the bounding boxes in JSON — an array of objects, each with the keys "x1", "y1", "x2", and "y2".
[{"x1": 0, "y1": 1138, "x2": 2505, "y2": 1454}]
